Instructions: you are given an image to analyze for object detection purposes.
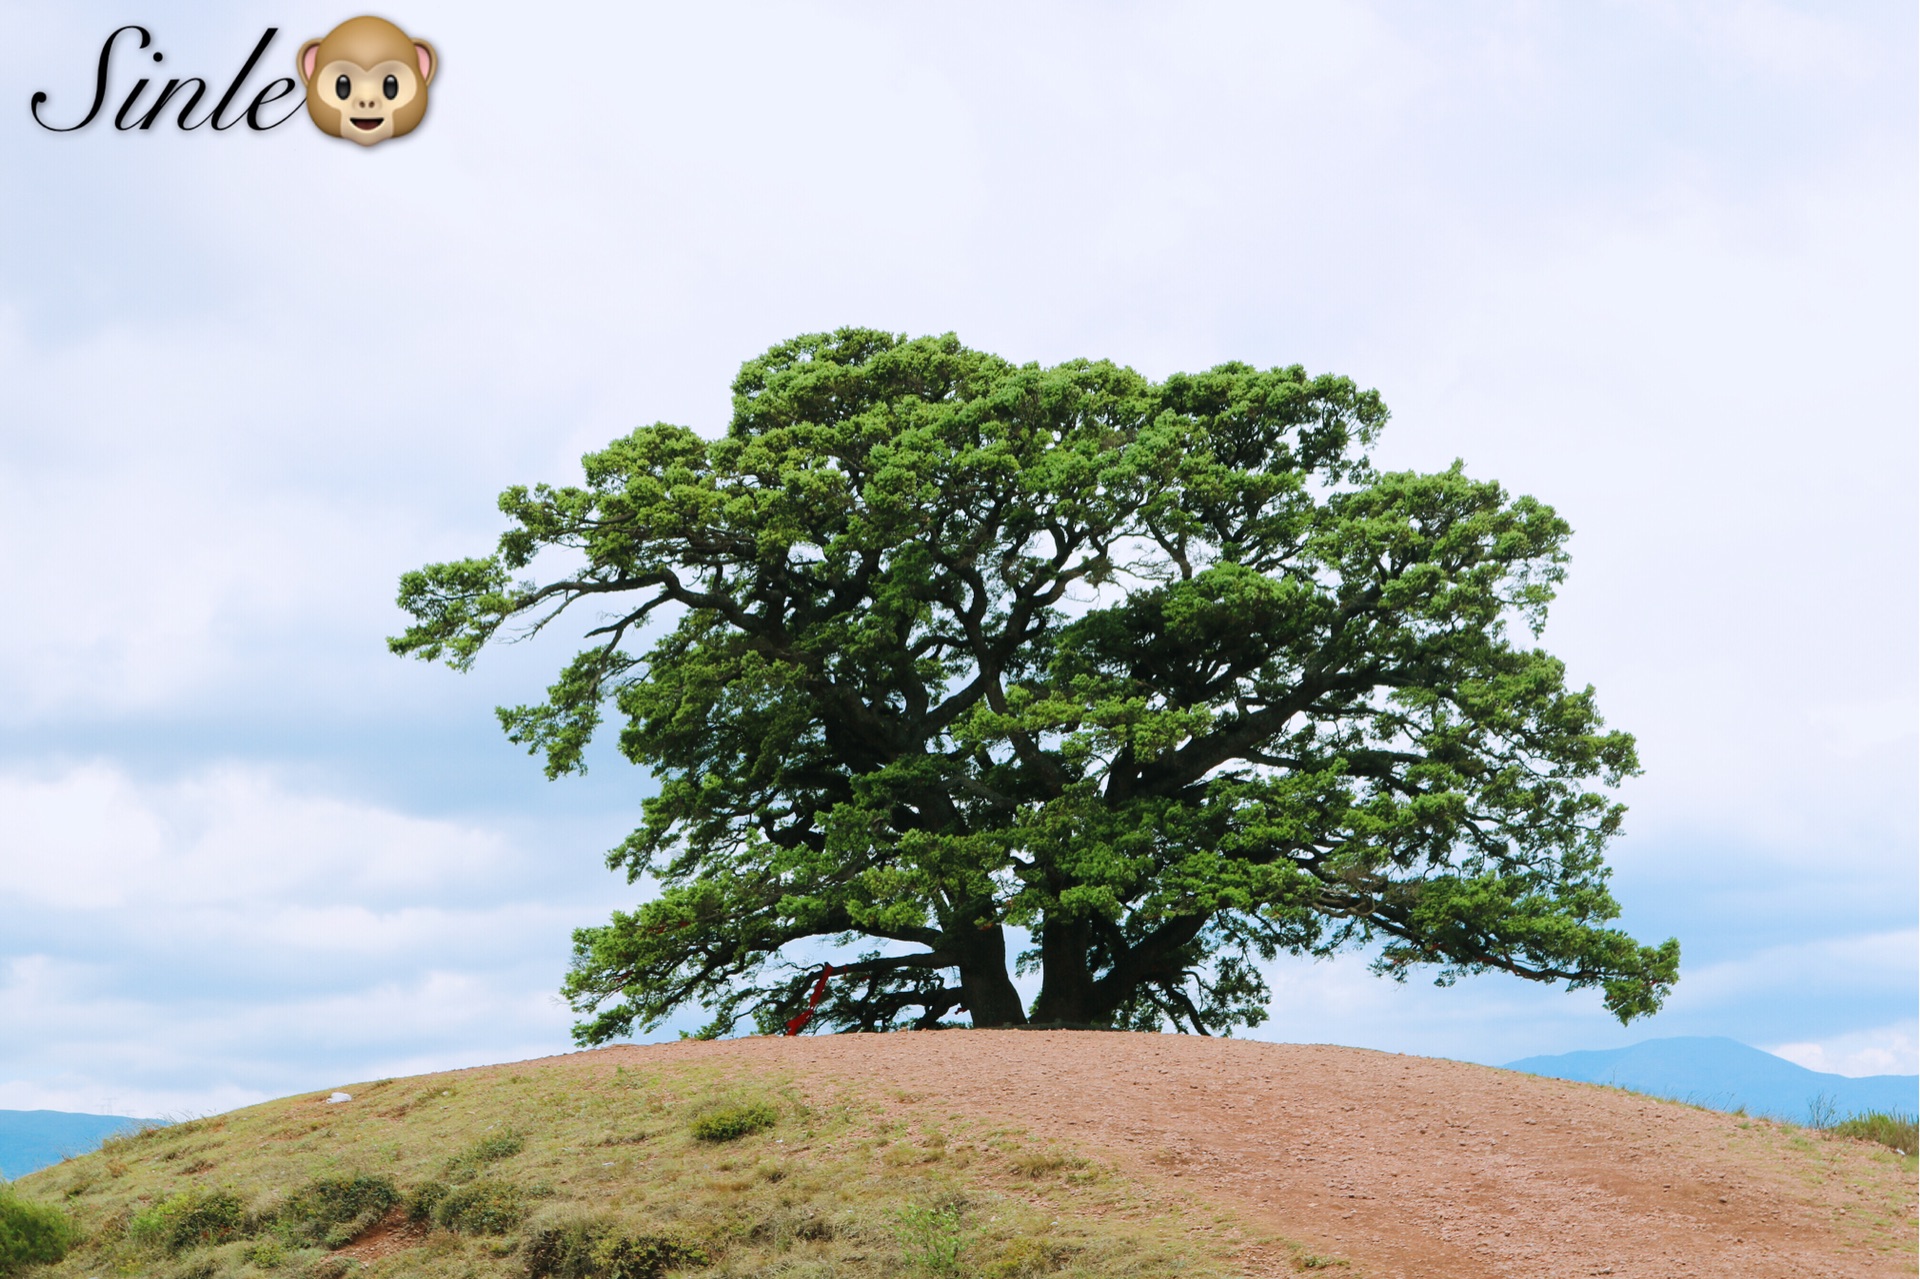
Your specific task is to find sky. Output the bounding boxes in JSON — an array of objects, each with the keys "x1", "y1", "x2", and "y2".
[{"x1": 0, "y1": 1, "x2": 1913, "y2": 1119}]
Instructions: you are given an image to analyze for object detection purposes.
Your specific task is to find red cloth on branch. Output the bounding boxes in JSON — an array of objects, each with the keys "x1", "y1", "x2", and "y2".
[{"x1": 782, "y1": 963, "x2": 835, "y2": 1036}]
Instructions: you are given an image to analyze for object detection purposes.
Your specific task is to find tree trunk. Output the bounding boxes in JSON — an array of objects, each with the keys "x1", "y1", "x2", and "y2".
[
  {"x1": 953, "y1": 922, "x2": 1026, "y2": 1027},
  {"x1": 1029, "y1": 918, "x2": 1097, "y2": 1025}
]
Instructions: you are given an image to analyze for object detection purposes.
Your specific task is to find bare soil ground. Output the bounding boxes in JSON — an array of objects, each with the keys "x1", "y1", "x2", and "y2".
[
  {"x1": 550, "y1": 1030, "x2": 1915, "y2": 1278},
  {"x1": 335, "y1": 1207, "x2": 429, "y2": 1264}
]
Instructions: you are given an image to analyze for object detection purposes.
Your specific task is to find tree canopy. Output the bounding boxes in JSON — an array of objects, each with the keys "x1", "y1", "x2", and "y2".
[{"x1": 391, "y1": 329, "x2": 1679, "y2": 1041}]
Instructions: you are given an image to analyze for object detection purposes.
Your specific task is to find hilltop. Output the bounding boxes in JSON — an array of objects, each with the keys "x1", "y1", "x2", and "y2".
[{"x1": 9, "y1": 1032, "x2": 1915, "y2": 1278}]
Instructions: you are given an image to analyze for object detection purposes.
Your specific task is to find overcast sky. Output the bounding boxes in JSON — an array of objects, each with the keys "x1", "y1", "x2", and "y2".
[{"x1": 0, "y1": 1, "x2": 1913, "y2": 1118}]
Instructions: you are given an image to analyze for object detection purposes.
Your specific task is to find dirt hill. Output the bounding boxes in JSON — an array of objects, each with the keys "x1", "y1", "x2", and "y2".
[{"x1": 14, "y1": 1031, "x2": 1916, "y2": 1278}]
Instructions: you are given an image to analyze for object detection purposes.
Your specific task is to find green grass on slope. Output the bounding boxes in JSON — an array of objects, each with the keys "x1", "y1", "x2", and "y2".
[
  {"x1": 8, "y1": 1056, "x2": 1250, "y2": 1279},
  {"x1": 1824, "y1": 1111, "x2": 1916, "y2": 1157}
]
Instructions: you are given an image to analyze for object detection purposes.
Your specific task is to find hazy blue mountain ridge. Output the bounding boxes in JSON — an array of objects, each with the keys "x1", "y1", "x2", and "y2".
[
  {"x1": 1504, "y1": 1036, "x2": 1918, "y2": 1123},
  {"x1": 0, "y1": 1109, "x2": 154, "y2": 1180}
]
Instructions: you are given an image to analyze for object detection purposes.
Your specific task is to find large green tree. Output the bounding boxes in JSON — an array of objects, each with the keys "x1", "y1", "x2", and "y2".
[{"x1": 392, "y1": 329, "x2": 1678, "y2": 1041}]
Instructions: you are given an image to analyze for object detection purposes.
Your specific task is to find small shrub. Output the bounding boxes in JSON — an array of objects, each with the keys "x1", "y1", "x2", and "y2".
[
  {"x1": 429, "y1": 1179, "x2": 524, "y2": 1234},
  {"x1": 441, "y1": 1129, "x2": 527, "y2": 1185},
  {"x1": 130, "y1": 1187, "x2": 249, "y2": 1253},
  {"x1": 600, "y1": 1231, "x2": 710, "y2": 1278},
  {"x1": 276, "y1": 1173, "x2": 400, "y2": 1246},
  {"x1": 893, "y1": 1204, "x2": 964, "y2": 1275},
  {"x1": 404, "y1": 1179, "x2": 449, "y2": 1225},
  {"x1": 0, "y1": 1184, "x2": 81, "y2": 1275},
  {"x1": 242, "y1": 1237, "x2": 288, "y2": 1268},
  {"x1": 523, "y1": 1221, "x2": 597, "y2": 1278},
  {"x1": 984, "y1": 1235, "x2": 1074, "y2": 1277},
  {"x1": 1831, "y1": 1110, "x2": 1919, "y2": 1156},
  {"x1": 468, "y1": 1130, "x2": 526, "y2": 1163},
  {"x1": 690, "y1": 1101, "x2": 778, "y2": 1143},
  {"x1": 525, "y1": 1221, "x2": 709, "y2": 1279}
]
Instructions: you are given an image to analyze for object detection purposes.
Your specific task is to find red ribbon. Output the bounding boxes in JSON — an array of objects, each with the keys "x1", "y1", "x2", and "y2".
[{"x1": 782, "y1": 963, "x2": 835, "y2": 1036}]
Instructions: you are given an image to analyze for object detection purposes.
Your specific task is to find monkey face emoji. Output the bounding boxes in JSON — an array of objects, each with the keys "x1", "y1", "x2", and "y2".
[{"x1": 297, "y1": 16, "x2": 436, "y2": 146}]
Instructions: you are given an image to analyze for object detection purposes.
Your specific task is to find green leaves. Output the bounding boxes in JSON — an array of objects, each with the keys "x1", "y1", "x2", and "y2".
[
  {"x1": 389, "y1": 557, "x2": 516, "y2": 669},
  {"x1": 395, "y1": 328, "x2": 1678, "y2": 1039}
]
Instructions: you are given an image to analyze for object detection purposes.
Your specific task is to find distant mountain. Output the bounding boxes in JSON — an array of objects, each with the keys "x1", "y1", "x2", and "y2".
[
  {"x1": 0, "y1": 1110, "x2": 156, "y2": 1180},
  {"x1": 1504, "y1": 1036, "x2": 1919, "y2": 1124}
]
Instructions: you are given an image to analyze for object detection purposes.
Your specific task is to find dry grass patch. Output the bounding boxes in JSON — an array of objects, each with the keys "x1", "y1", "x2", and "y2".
[{"x1": 9, "y1": 1055, "x2": 1243, "y2": 1278}]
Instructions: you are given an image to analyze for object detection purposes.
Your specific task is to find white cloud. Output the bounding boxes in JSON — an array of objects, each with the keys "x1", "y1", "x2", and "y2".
[
  {"x1": 0, "y1": 763, "x2": 634, "y2": 1115},
  {"x1": 1662, "y1": 931, "x2": 1919, "y2": 1019},
  {"x1": 0, "y1": 1077, "x2": 270, "y2": 1123},
  {"x1": 1650, "y1": 0, "x2": 1881, "y2": 80},
  {"x1": 0, "y1": 762, "x2": 510, "y2": 909},
  {"x1": 1806, "y1": 696, "x2": 1920, "y2": 762},
  {"x1": 1768, "y1": 1022, "x2": 1920, "y2": 1079},
  {"x1": 0, "y1": 959, "x2": 574, "y2": 1116}
]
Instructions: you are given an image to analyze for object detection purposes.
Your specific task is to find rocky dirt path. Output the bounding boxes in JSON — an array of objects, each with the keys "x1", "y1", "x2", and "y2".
[{"x1": 558, "y1": 1030, "x2": 1915, "y2": 1278}]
